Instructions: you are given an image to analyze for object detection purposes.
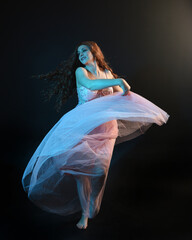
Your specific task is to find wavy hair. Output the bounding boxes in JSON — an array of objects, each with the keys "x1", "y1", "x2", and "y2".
[{"x1": 32, "y1": 41, "x2": 119, "y2": 112}]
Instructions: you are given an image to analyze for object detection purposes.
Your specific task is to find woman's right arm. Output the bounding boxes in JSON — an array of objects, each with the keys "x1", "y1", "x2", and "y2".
[{"x1": 75, "y1": 67, "x2": 130, "y2": 95}]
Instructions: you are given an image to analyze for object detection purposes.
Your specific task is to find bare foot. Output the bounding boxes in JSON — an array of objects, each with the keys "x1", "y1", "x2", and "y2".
[{"x1": 76, "y1": 214, "x2": 88, "y2": 229}]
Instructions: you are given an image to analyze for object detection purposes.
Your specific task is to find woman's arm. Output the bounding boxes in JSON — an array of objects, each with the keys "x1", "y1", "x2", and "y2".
[
  {"x1": 113, "y1": 85, "x2": 124, "y2": 93},
  {"x1": 75, "y1": 67, "x2": 121, "y2": 90}
]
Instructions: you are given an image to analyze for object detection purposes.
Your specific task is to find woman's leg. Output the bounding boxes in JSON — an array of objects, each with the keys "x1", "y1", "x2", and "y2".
[
  {"x1": 75, "y1": 170, "x2": 108, "y2": 229},
  {"x1": 75, "y1": 175, "x2": 91, "y2": 229}
]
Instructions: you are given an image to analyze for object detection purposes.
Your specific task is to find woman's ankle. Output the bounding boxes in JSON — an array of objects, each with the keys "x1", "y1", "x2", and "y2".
[{"x1": 82, "y1": 213, "x2": 89, "y2": 219}]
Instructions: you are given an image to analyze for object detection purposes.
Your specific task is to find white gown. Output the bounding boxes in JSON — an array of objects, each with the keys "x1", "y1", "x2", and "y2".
[{"x1": 22, "y1": 69, "x2": 169, "y2": 218}]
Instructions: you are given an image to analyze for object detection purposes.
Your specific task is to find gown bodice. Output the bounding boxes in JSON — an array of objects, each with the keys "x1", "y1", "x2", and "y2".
[
  {"x1": 77, "y1": 85, "x2": 114, "y2": 105},
  {"x1": 76, "y1": 69, "x2": 114, "y2": 105}
]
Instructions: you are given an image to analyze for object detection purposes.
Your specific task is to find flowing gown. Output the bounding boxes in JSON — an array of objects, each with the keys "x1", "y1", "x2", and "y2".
[{"x1": 22, "y1": 69, "x2": 169, "y2": 218}]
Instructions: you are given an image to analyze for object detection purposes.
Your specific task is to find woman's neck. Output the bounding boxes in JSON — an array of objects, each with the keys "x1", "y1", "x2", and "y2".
[{"x1": 85, "y1": 60, "x2": 100, "y2": 77}]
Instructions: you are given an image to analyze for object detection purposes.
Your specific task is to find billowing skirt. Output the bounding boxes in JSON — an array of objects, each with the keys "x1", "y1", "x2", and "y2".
[{"x1": 22, "y1": 91, "x2": 169, "y2": 218}]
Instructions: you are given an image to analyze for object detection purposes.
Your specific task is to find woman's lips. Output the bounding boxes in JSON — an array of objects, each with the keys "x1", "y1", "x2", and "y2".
[{"x1": 81, "y1": 57, "x2": 86, "y2": 61}]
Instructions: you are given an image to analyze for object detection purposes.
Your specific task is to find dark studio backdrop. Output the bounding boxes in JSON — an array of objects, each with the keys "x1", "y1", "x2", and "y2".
[{"x1": 1, "y1": 0, "x2": 192, "y2": 239}]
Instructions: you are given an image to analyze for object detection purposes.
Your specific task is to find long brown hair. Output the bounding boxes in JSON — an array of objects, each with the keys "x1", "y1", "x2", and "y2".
[{"x1": 33, "y1": 41, "x2": 119, "y2": 112}]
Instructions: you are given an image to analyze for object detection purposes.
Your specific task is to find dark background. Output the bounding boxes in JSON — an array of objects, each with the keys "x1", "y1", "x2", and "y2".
[{"x1": 1, "y1": 0, "x2": 192, "y2": 239}]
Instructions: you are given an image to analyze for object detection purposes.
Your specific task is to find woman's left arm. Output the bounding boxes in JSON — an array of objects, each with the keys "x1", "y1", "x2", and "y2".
[{"x1": 113, "y1": 85, "x2": 123, "y2": 92}]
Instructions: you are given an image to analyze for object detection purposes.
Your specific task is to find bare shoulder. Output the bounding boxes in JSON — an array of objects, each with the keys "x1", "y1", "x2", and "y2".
[
  {"x1": 75, "y1": 67, "x2": 92, "y2": 89},
  {"x1": 105, "y1": 69, "x2": 111, "y2": 73},
  {"x1": 75, "y1": 67, "x2": 88, "y2": 76},
  {"x1": 105, "y1": 69, "x2": 114, "y2": 78},
  {"x1": 75, "y1": 67, "x2": 89, "y2": 82}
]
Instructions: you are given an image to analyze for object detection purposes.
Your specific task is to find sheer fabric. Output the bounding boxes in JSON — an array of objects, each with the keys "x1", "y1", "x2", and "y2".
[{"x1": 22, "y1": 70, "x2": 169, "y2": 218}]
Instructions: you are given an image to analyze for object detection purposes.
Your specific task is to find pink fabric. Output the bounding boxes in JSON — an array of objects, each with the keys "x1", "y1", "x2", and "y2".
[{"x1": 22, "y1": 80, "x2": 169, "y2": 218}]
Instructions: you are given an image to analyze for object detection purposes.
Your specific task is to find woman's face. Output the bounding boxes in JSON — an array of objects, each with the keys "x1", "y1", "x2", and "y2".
[{"x1": 77, "y1": 45, "x2": 95, "y2": 65}]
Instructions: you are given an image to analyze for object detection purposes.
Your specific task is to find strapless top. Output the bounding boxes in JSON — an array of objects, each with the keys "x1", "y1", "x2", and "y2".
[
  {"x1": 77, "y1": 85, "x2": 114, "y2": 105},
  {"x1": 76, "y1": 69, "x2": 114, "y2": 105}
]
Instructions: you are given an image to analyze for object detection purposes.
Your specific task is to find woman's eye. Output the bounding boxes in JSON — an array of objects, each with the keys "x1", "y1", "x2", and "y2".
[{"x1": 77, "y1": 49, "x2": 87, "y2": 56}]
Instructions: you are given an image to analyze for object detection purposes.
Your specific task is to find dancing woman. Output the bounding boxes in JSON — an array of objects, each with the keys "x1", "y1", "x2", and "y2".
[{"x1": 22, "y1": 41, "x2": 169, "y2": 229}]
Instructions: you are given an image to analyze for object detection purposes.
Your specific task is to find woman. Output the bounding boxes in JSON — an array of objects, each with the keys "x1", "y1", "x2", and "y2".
[{"x1": 22, "y1": 41, "x2": 169, "y2": 229}]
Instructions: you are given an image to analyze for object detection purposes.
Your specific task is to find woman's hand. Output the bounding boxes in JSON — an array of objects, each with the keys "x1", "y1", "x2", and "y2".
[{"x1": 119, "y1": 78, "x2": 131, "y2": 96}]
